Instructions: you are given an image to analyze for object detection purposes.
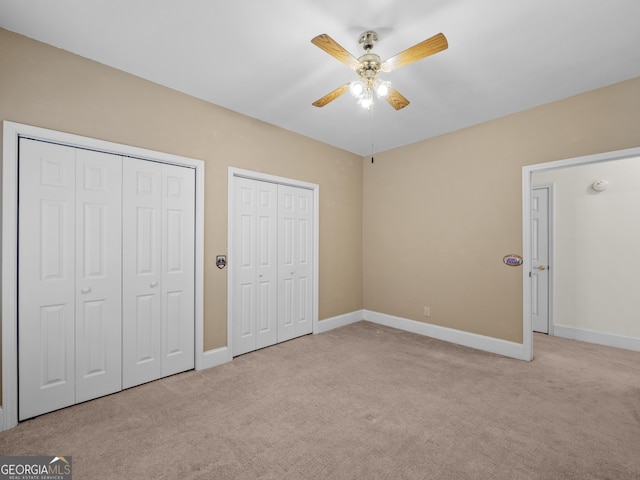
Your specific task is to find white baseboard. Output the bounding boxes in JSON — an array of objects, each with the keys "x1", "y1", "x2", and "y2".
[
  {"x1": 316, "y1": 310, "x2": 364, "y2": 333},
  {"x1": 0, "y1": 406, "x2": 17, "y2": 432},
  {"x1": 363, "y1": 310, "x2": 531, "y2": 361},
  {"x1": 199, "y1": 312, "x2": 365, "y2": 370},
  {"x1": 553, "y1": 325, "x2": 640, "y2": 352},
  {"x1": 200, "y1": 308, "x2": 533, "y2": 372},
  {"x1": 199, "y1": 346, "x2": 232, "y2": 370}
]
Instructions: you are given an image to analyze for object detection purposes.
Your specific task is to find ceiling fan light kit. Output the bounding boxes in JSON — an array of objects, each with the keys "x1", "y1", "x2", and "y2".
[
  {"x1": 311, "y1": 30, "x2": 448, "y2": 110},
  {"x1": 349, "y1": 78, "x2": 390, "y2": 108}
]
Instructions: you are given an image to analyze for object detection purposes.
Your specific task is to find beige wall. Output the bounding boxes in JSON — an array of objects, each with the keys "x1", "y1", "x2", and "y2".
[
  {"x1": 3, "y1": 25, "x2": 640, "y2": 408},
  {"x1": 0, "y1": 28, "x2": 363, "y2": 402},
  {"x1": 363, "y1": 75, "x2": 640, "y2": 343}
]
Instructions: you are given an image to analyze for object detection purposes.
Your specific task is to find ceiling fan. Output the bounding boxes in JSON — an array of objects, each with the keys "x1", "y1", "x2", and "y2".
[{"x1": 311, "y1": 30, "x2": 448, "y2": 110}]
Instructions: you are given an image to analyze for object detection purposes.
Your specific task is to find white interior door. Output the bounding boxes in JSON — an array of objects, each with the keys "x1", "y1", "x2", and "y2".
[
  {"x1": 6, "y1": 123, "x2": 204, "y2": 428},
  {"x1": 161, "y1": 163, "x2": 196, "y2": 376},
  {"x1": 231, "y1": 178, "x2": 313, "y2": 355},
  {"x1": 254, "y1": 179, "x2": 279, "y2": 350},
  {"x1": 277, "y1": 184, "x2": 313, "y2": 342},
  {"x1": 18, "y1": 140, "x2": 122, "y2": 418},
  {"x1": 74, "y1": 149, "x2": 123, "y2": 403},
  {"x1": 232, "y1": 177, "x2": 278, "y2": 356},
  {"x1": 19, "y1": 140, "x2": 195, "y2": 418},
  {"x1": 122, "y1": 158, "x2": 163, "y2": 388},
  {"x1": 123, "y1": 160, "x2": 196, "y2": 384},
  {"x1": 18, "y1": 139, "x2": 77, "y2": 420},
  {"x1": 532, "y1": 186, "x2": 550, "y2": 333}
]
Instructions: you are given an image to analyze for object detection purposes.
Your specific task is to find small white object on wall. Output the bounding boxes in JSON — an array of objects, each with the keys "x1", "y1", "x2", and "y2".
[{"x1": 592, "y1": 179, "x2": 609, "y2": 191}]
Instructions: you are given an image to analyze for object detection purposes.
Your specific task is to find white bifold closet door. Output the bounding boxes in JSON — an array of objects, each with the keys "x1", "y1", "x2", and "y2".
[
  {"x1": 277, "y1": 184, "x2": 313, "y2": 342},
  {"x1": 18, "y1": 139, "x2": 196, "y2": 421},
  {"x1": 233, "y1": 177, "x2": 278, "y2": 356},
  {"x1": 19, "y1": 140, "x2": 123, "y2": 420},
  {"x1": 122, "y1": 159, "x2": 195, "y2": 388},
  {"x1": 233, "y1": 177, "x2": 313, "y2": 356}
]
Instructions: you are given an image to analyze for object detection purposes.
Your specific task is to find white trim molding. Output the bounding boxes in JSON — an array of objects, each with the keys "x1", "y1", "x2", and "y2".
[
  {"x1": 363, "y1": 311, "x2": 531, "y2": 361},
  {"x1": 553, "y1": 325, "x2": 640, "y2": 352},
  {"x1": 201, "y1": 347, "x2": 233, "y2": 370},
  {"x1": 1, "y1": 121, "x2": 206, "y2": 431},
  {"x1": 316, "y1": 310, "x2": 364, "y2": 333},
  {"x1": 314, "y1": 309, "x2": 530, "y2": 360}
]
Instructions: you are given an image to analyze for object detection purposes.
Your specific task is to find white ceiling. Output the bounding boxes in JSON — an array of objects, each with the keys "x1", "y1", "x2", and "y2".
[{"x1": 1, "y1": 0, "x2": 640, "y2": 156}]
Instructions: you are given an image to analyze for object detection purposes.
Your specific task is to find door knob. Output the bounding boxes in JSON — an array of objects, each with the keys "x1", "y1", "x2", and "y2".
[
  {"x1": 258, "y1": 274, "x2": 263, "y2": 278},
  {"x1": 150, "y1": 281, "x2": 158, "y2": 288},
  {"x1": 81, "y1": 287, "x2": 92, "y2": 294},
  {"x1": 534, "y1": 265, "x2": 546, "y2": 271}
]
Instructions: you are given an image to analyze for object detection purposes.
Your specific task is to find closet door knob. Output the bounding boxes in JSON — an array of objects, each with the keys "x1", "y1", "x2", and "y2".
[
  {"x1": 81, "y1": 287, "x2": 91, "y2": 294},
  {"x1": 150, "y1": 281, "x2": 159, "y2": 288},
  {"x1": 258, "y1": 274, "x2": 263, "y2": 278}
]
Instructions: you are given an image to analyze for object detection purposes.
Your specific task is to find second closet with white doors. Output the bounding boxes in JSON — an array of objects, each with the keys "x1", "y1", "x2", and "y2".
[
  {"x1": 18, "y1": 138, "x2": 195, "y2": 420},
  {"x1": 232, "y1": 176, "x2": 314, "y2": 356}
]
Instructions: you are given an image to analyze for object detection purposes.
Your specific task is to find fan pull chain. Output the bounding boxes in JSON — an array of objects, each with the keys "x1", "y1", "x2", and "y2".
[{"x1": 370, "y1": 104, "x2": 375, "y2": 164}]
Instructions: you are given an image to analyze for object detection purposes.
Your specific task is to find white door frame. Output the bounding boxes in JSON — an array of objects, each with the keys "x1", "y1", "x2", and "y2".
[
  {"x1": 227, "y1": 167, "x2": 319, "y2": 357},
  {"x1": 522, "y1": 146, "x2": 640, "y2": 358},
  {"x1": 2, "y1": 121, "x2": 206, "y2": 431},
  {"x1": 531, "y1": 184, "x2": 554, "y2": 335}
]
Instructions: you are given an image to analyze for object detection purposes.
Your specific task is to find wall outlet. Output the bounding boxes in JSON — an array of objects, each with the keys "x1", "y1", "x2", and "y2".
[{"x1": 423, "y1": 306, "x2": 431, "y2": 317}]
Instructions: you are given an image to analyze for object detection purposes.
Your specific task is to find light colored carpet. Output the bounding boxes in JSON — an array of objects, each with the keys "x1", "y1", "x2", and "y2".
[{"x1": 1, "y1": 321, "x2": 639, "y2": 479}]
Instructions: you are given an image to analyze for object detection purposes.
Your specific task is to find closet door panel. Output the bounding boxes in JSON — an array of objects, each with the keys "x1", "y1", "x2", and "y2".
[
  {"x1": 277, "y1": 185, "x2": 313, "y2": 342},
  {"x1": 255, "y1": 181, "x2": 278, "y2": 349},
  {"x1": 277, "y1": 188, "x2": 296, "y2": 341},
  {"x1": 75, "y1": 149, "x2": 123, "y2": 403},
  {"x1": 294, "y1": 188, "x2": 313, "y2": 337},
  {"x1": 161, "y1": 164, "x2": 195, "y2": 376},
  {"x1": 18, "y1": 139, "x2": 76, "y2": 420},
  {"x1": 122, "y1": 159, "x2": 162, "y2": 388},
  {"x1": 232, "y1": 177, "x2": 278, "y2": 355},
  {"x1": 233, "y1": 178, "x2": 258, "y2": 355}
]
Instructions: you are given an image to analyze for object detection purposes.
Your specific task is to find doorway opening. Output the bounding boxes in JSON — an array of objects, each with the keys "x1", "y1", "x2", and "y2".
[{"x1": 522, "y1": 146, "x2": 640, "y2": 357}]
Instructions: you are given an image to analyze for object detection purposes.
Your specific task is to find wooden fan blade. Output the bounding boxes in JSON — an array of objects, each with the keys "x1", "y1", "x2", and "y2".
[
  {"x1": 385, "y1": 86, "x2": 410, "y2": 110},
  {"x1": 311, "y1": 34, "x2": 361, "y2": 70},
  {"x1": 312, "y1": 83, "x2": 350, "y2": 107},
  {"x1": 380, "y1": 33, "x2": 448, "y2": 72}
]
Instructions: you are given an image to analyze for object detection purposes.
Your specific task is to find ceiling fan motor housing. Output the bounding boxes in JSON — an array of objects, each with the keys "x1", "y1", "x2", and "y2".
[{"x1": 358, "y1": 53, "x2": 382, "y2": 78}]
